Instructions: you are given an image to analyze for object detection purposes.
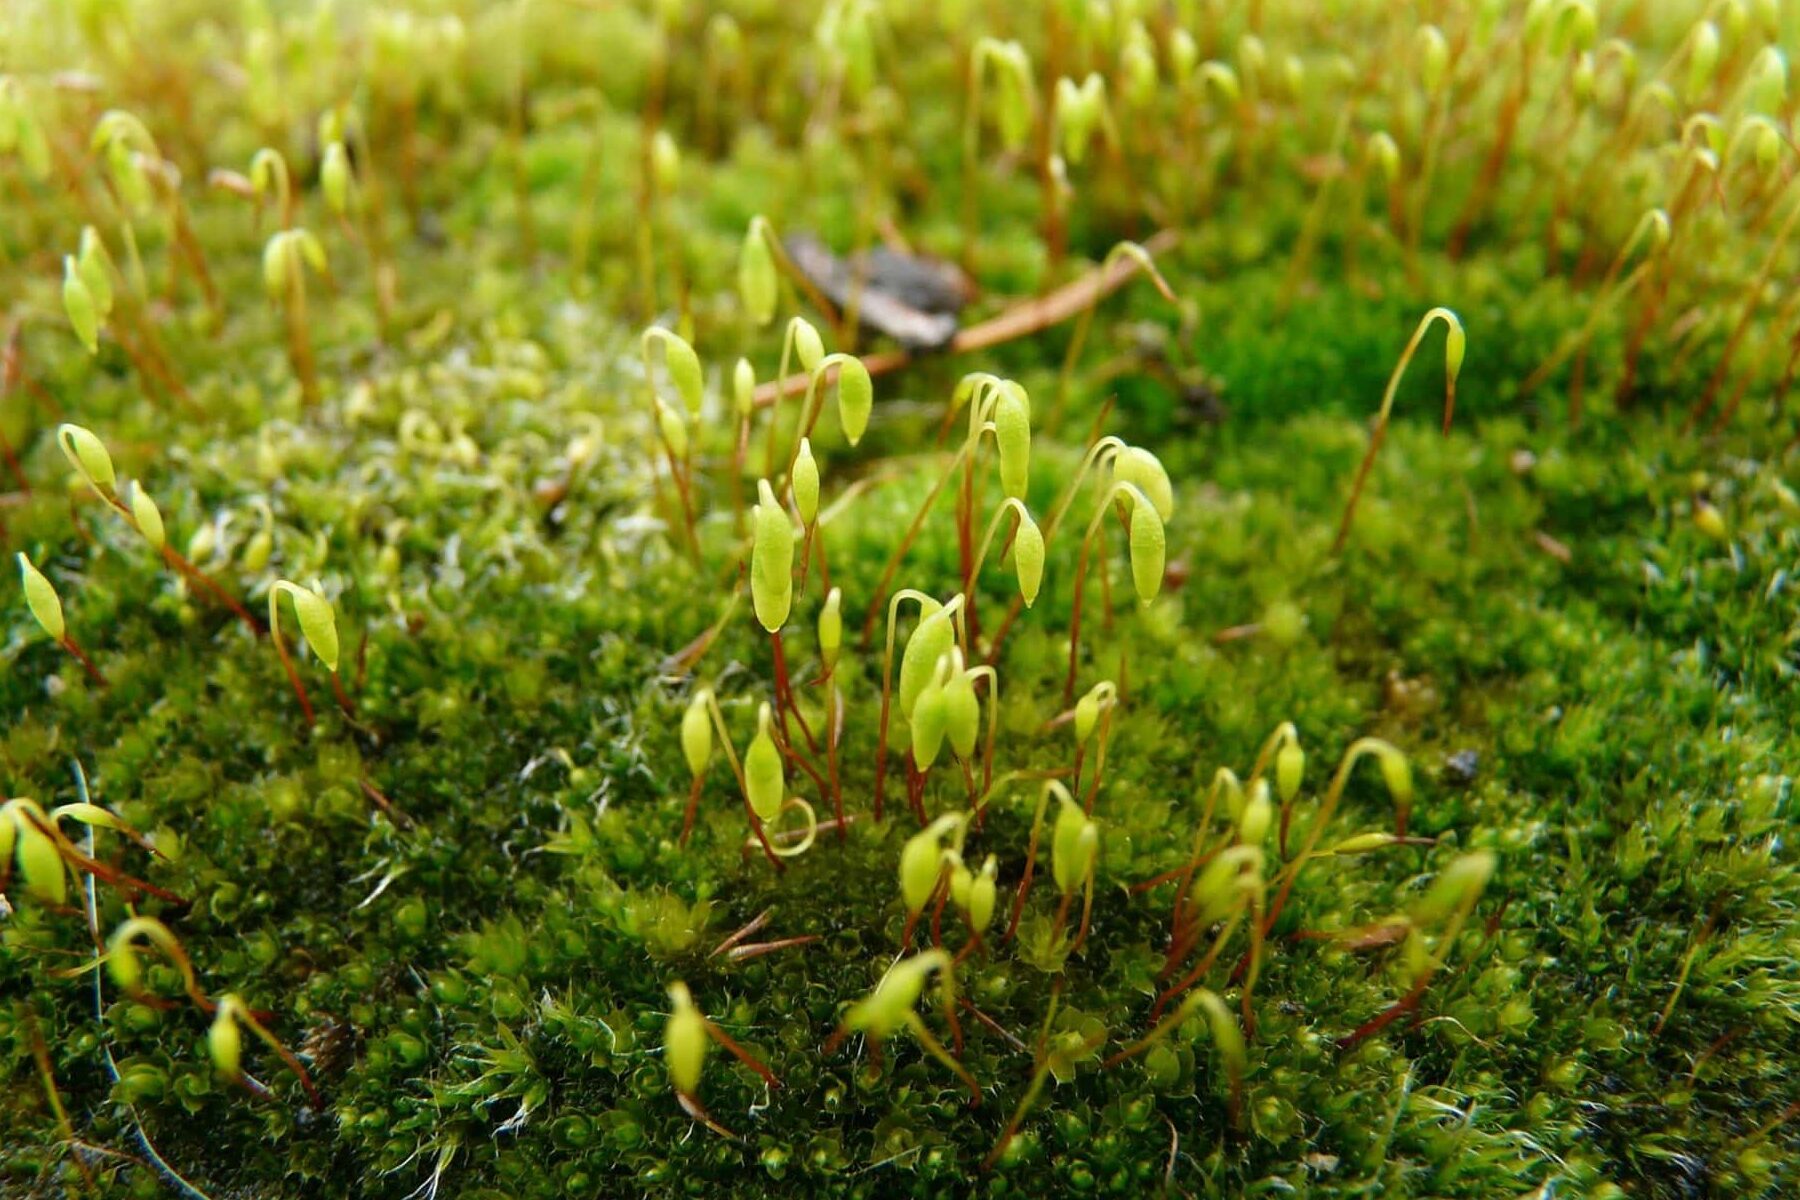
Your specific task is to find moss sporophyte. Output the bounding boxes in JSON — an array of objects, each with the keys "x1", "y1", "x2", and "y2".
[{"x1": 6, "y1": 2, "x2": 1799, "y2": 1196}]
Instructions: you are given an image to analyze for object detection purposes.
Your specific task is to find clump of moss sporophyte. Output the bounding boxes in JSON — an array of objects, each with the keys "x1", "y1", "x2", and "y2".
[
  {"x1": 6, "y1": 2, "x2": 1800, "y2": 1196},
  {"x1": 662, "y1": 980, "x2": 780, "y2": 1139},
  {"x1": 0, "y1": 794, "x2": 174, "y2": 907},
  {"x1": 105, "y1": 916, "x2": 322, "y2": 1110}
]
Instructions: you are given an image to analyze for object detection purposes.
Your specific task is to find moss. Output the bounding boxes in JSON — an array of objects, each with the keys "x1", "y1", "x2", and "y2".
[{"x1": 3, "y1": 2, "x2": 1799, "y2": 1198}]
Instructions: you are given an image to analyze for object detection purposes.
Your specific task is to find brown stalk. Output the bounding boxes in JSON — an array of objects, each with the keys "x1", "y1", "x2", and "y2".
[{"x1": 751, "y1": 231, "x2": 1180, "y2": 412}]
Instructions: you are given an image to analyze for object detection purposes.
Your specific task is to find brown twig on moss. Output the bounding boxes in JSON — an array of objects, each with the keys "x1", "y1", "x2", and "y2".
[{"x1": 750, "y1": 231, "x2": 1180, "y2": 410}]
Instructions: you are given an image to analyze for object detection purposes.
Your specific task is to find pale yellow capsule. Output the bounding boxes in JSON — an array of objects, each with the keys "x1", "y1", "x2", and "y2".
[
  {"x1": 1330, "y1": 832, "x2": 1402, "y2": 855},
  {"x1": 1073, "y1": 685, "x2": 1103, "y2": 746},
  {"x1": 16, "y1": 812, "x2": 66, "y2": 904},
  {"x1": 846, "y1": 950, "x2": 950, "y2": 1038},
  {"x1": 733, "y1": 358, "x2": 757, "y2": 419},
  {"x1": 270, "y1": 580, "x2": 341, "y2": 674},
  {"x1": 263, "y1": 231, "x2": 292, "y2": 296},
  {"x1": 77, "y1": 227, "x2": 114, "y2": 316},
  {"x1": 1417, "y1": 25, "x2": 1449, "y2": 93},
  {"x1": 1377, "y1": 747, "x2": 1413, "y2": 813},
  {"x1": 1416, "y1": 850, "x2": 1497, "y2": 922},
  {"x1": 943, "y1": 666, "x2": 980, "y2": 762},
  {"x1": 651, "y1": 129, "x2": 681, "y2": 193},
  {"x1": 16, "y1": 554, "x2": 65, "y2": 641},
  {"x1": 1013, "y1": 511, "x2": 1045, "y2": 607},
  {"x1": 793, "y1": 438, "x2": 820, "y2": 526},
  {"x1": 1694, "y1": 499, "x2": 1728, "y2": 541},
  {"x1": 681, "y1": 691, "x2": 713, "y2": 779},
  {"x1": 664, "y1": 982, "x2": 708, "y2": 1095},
  {"x1": 751, "y1": 480, "x2": 795, "y2": 633},
  {"x1": 1051, "y1": 794, "x2": 1094, "y2": 894},
  {"x1": 1238, "y1": 780, "x2": 1272, "y2": 847},
  {"x1": 129, "y1": 483, "x2": 166, "y2": 551},
  {"x1": 817, "y1": 587, "x2": 843, "y2": 671},
  {"x1": 57, "y1": 424, "x2": 117, "y2": 491},
  {"x1": 1686, "y1": 21, "x2": 1719, "y2": 102},
  {"x1": 899, "y1": 828, "x2": 945, "y2": 913},
  {"x1": 791, "y1": 317, "x2": 825, "y2": 374},
  {"x1": 1115, "y1": 447, "x2": 1174, "y2": 520},
  {"x1": 106, "y1": 930, "x2": 144, "y2": 991},
  {"x1": 209, "y1": 1006, "x2": 244, "y2": 1077},
  {"x1": 836, "y1": 357, "x2": 873, "y2": 447},
  {"x1": 1128, "y1": 499, "x2": 1166, "y2": 605},
  {"x1": 321, "y1": 141, "x2": 353, "y2": 214},
  {"x1": 64, "y1": 257, "x2": 100, "y2": 354},
  {"x1": 1367, "y1": 132, "x2": 1400, "y2": 185},
  {"x1": 656, "y1": 332, "x2": 704, "y2": 415},
  {"x1": 744, "y1": 704, "x2": 784, "y2": 821},
  {"x1": 896, "y1": 599, "x2": 954, "y2": 718},
  {"x1": 967, "y1": 856, "x2": 998, "y2": 933},
  {"x1": 739, "y1": 222, "x2": 778, "y2": 327},
  {"x1": 909, "y1": 663, "x2": 950, "y2": 771},
  {"x1": 994, "y1": 385, "x2": 1031, "y2": 500},
  {"x1": 1276, "y1": 741, "x2": 1304, "y2": 803}
]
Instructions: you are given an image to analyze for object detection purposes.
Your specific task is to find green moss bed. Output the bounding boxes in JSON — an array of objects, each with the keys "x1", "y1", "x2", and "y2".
[{"x1": 3, "y1": 2, "x2": 1798, "y2": 1197}]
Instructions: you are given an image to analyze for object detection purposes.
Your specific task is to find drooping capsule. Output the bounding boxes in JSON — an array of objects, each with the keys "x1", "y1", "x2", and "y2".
[
  {"x1": 896, "y1": 598, "x2": 954, "y2": 718},
  {"x1": 942, "y1": 662, "x2": 980, "y2": 762},
  {"x1": 17, "y1": 554, "x2": 65, "y2": 642},
  {"x1": 994, "y1": 384, "x2": 1031, "y2": 500},
  {"x1": 1013, "y1": 509, "x2": 1045, "y2": 607},
  {"x1": 836, "y1": 356, "x2": 873, "y2": 447},
  {"x1": 744, "y1": 703, "x2": 784, "y2": 822},
  {"x1": 738, "y1": 222, "x2": 778, "y2": 327},
  {"x1": 910, "y1": 659, "x2": 951, "y2": 771},
  {"x1": 751, "y1": 480, "x2": 796, "y2": 633},
  {"x1": 1128, "y1": 499, "x2": 1166, "y2": 605}
]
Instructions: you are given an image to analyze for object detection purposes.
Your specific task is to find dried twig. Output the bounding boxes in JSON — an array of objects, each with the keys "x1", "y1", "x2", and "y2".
[{"x1": 751, "y1": 231, "x2": 1180, "y2": 409}]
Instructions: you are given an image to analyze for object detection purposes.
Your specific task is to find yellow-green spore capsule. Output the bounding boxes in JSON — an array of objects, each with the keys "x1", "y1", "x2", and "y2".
[
  {"x1": 1115, "y1": 447, "x2": 1174, "y2": 520},
  {"x1": 660, "y1": 333, "x2": 704, "y2": 415},
  {"x1": 818, "y1": 587, "x2": 843, "y2": 672},
  {"x1": 664, "y1": 982, "x2": 708, "y2": 1095},
  {"x1": 943, "y1": 667, "x2": 979, "y2": 762},
  {"x1": 1128, "y1": 499, "x2": 1165, "y2": 605},
  {"x1": 681, "y1": 691, "x2": 712, "y2": 779},
  {"x1": 1276, "y1": 740, "x2": 1304, "y2": 803},
  {"x1": 17, "y1": 554, "x2": 65, "y2": 641},
  {"x1": 899, "y1": 828, "x2": 944, "y2": 913},
  {"x1": 16, "y1": 815, "x2": 66, "y2": 905},
  {"x1": 836, "y1": 357, "x2": 873, "y2": 447},
  {"x1": 1051, "y1": 795, "x2": 1090, "y2": 893},
  {"x1": 994, "y1": 385, "x2": 1031, "y2": 499},
  {"x1": 909, "y1": 667, "x2": 950, "y2": 771},
  {"x1": 208, "y1": 1007, "x2": 243, "y2": 1078},
  {"x1": 792, "y1": 317, "x2": 824, "y2": 373},
  {"x1": 57, "y1": 424, "x2": 117, "y2": 491},
  {"x1": 63, "y1": 257, "x2": 101, "y2": 354},
  {"x1": 793, "y1": 438, "x2": 820, "y2": 526},
  {"x1": 733, "y1": 358, "x2": 757, "y2": 420},
  {"x1": 744, "y1": 704, "x2": 783, "y2": 822},
  {"x1": 738, "y1": 222, "x2": 778, "y2": 326},
  {"x1": 967, "y1": 856, "x2": 998, "y2": 933},
  {"x1": 129, "y1": 484, "x2": 166, "y2": 551},
  {"x1": 751, "y1": 480, "x2": 795, "y2": 633},
  {"x1": 896, "y1": 599, "x2": 953, "y2": 718}
]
